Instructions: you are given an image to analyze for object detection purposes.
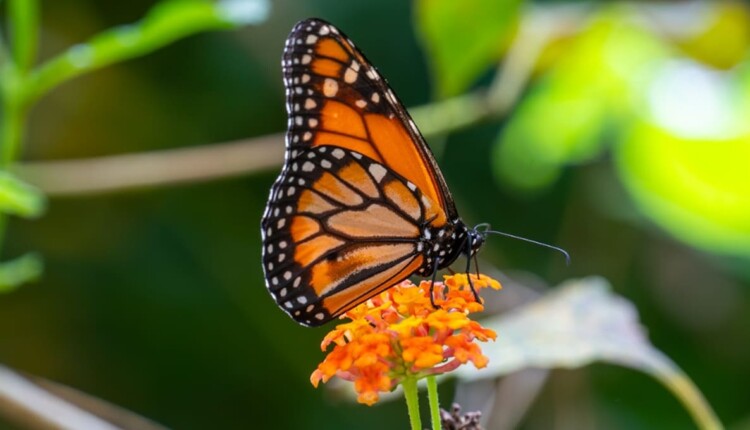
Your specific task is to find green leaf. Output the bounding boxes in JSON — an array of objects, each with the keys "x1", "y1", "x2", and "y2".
[
  {"x1": 615, "y1": 122, "x2": 750, "y2": 258},
  {"x1": 455, "y1": 277, "x2": 723, "y2": 430},
  {"x1": 0, "y1": 170, "x2": 46, "y2": 218},
  {"x1": 0, "y1": 252, "x2": 43, "y2": 292},
  {"x1": 22, "y1": 0, "x2": 270, "y2": 103},
  {"x1": 492, "y1": 12, "x2": 670, "y2": 191},
  {"x1": 415, "y1": 0, "x2": 522, "y2": 98}
]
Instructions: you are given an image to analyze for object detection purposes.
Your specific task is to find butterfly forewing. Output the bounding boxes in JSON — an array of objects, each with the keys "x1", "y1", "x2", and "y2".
[{"x1": 281, "y1": 18, "x2": 457, "y2": 221}]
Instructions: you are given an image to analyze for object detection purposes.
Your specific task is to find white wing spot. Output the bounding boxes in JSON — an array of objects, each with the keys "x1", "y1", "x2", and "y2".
[
  {"x1": 344, "y1": 68, "x2": 358, "y2": 84},
  {"x1": 301, "y1": 54, "x2": 312, "y2": 65},
  {"x1": 280, "y1": 288, "x2": 288, "y2": 297},
  {"x1": 285, "y1": 206, "x2": 293, "y2": 214},
  {"x1": 355, "y1": 99, "x2": 367, "y2": 109},
  {"x1": 309, "y1": 118, "x2": 319, "y2": 127},
  {"x1": 303, "y1": 131, "x2": 313, "y2": 141},
  {"x1": 301, "y1": 74, "x2": 311, "y2": 83},
  {"x1": 293, "y1": 277, "x2": 302, "y2": 288},
  {"x1": 406, "y1": 181, "x2": 416, "y2": 191},
  {"x1": 283, "y1": 271, "x2": 292, "y2": 280},
  {"x1": 302, "y1": 161, "x2": 315, "y2": 172},
  {"x1": 294, "y1": 116, "x2": 303, "y2": 126},
  {"x1": 369, "y1": 163, "x2": 387, "y2": 182},
  {"x1": 277, "y1": 218, "x2": 287, "y2": 228},
  {"x1": 323, "y1": 78, "x2": 339, "y2": 97},
  {"x1": 306, "y1": 304, "x2": 314, "y2": 312},
  {"x1": 319, "y1": 26, "x2": 330, "y2": 35},
  {"x1": 352, "y1": 152, "x2": 362, "y2": 159},
  {"x1": 306, "y1": 35, "x2": 318, "y2": 44},
  {"x1": 298, "y1": 296, "x2": 308, "y2": 304},
  {"x1": 315, "y1": 313, "x2": 325, "y2": 320},
  {"x1": 278, "y1": 253, "x2": 286, "y2": 262},
  {"x1": 284, "y1": 301, "x2": 293, "y2": 309},
  {"x1": 332, "y1": 148, "x2": 345, "y2": 159},
  {"x1": 321, "y1": 160, "x2": 332, "y2": 169},
  {"x1": 305, "y1": 98, "x2": 317, "y2": 109},
  {"x1": 371, "y1": 92, "x2": 380, "y2": 103},
  {"x1": 279, "y1": 241, "x2": 288, "y2": 249},
  {"x1": 351, "y1": 61, "x2": 360, "y2": 71}
]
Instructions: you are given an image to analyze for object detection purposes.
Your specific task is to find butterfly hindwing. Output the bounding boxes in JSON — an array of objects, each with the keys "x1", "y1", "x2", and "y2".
[{"x1": 262, "y1": 145, "x2": 429, "y2": 326}]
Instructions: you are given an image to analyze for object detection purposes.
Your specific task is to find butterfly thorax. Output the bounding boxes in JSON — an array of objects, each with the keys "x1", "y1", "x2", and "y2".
[{"x1": 416, "y1": 220, "x2": 478, "y2": 276}]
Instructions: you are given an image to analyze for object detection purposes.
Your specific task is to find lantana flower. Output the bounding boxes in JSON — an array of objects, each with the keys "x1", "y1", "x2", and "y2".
[{"x1": 310, "y1": 274, "x2": 501, "y2": 428}]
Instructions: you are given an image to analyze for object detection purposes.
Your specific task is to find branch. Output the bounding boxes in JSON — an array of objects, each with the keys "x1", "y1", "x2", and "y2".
[{"x1": 14, "y1": 5, "x2": 572, "y2": 197}]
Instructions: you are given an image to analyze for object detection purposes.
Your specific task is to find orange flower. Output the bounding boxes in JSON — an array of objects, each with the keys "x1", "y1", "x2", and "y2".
[{"x1": 310, "y1": 274, "x2": 501, "y2": 405}]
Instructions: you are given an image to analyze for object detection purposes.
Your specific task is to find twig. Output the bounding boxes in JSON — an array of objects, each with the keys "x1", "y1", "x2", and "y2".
[
  {"x1": 14, "y1": 6, "x2": 575, "y2": 197},
  {"x1": 0, "y1": 364, "x2": 167, "y2": 430}
]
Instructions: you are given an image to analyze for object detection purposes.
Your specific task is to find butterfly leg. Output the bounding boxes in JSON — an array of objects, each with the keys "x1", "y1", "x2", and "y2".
[
  {"x1": 464, "y1": 239, "x2": 481, "y2": 303},
  {"x1": 429, "y1": 257, "x2": 441, "y2": 309}
]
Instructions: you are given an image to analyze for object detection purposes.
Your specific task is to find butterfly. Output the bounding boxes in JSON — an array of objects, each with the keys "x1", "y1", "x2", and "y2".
[{"x1": 261, "y1": 18, "x2": 486, "y2": 326}]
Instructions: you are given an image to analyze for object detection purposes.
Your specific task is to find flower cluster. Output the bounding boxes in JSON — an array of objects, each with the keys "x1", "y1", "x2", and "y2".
[{"x1": 310, "y1": 274, "x2": 501, "y2": 405}]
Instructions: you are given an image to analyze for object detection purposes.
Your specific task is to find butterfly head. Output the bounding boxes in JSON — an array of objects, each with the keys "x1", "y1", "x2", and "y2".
[{"x1": 467, "y1": 227, "x2": 486, "y2": 257}]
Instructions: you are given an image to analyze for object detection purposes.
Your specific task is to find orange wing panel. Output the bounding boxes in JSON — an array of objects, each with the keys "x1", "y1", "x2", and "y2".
[
  {"x1": 327, "y1": 204, "x2": 419, "y2": 238},
  {"x1": 297, "y1": 189, "x2": 338, "y2": 214},
  {"x1": 311, "y1": 243, "x2": 415, "y2": 297},
  {"x1": 315, "y1": 172, "x2": 364, "y2": 207},
  {"x1": 322, "y1": 255, "x2": 423, "y2": 316},
  {"x1": 311, "y1": 58, "x2": 342, "y2": 78},
  {"x1": 294, "y1": 234, "x2": 345, "y2": 267},
  {"x1": 337, "y1": 161, "x2": 380, "y2": 198},
  {"x1": 319, "y1": 101, "x2": 368, "y2": 139},
  {"x1": 364, "y1": 114, "x2": 442, "y2": 210},
  {"x1": 290, "y1": 215, "x2": 321, "y2": 242},
  {"x1": 316, "y1": 38, "x2": 350, "y2": 62}
]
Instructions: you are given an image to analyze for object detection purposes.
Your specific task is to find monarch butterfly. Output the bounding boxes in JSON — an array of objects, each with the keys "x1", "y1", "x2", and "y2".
[{"x1": 262, "y1": 19, "x2": 517, "y2": 326}]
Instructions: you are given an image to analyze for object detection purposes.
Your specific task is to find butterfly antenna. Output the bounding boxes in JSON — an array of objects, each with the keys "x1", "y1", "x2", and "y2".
[{"x1": 483, "y1": 229, "x2": 571, "y2": 265}]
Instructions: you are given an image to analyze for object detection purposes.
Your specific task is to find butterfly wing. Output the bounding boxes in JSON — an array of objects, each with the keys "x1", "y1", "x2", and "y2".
[
  {"x1": 281, "y1": 18, "x2": 457, "y2": 222},
  {"x1": 263, "y1": 145, "x2": 431, "y2": 325},
  {"x1": 262, "y1": 18, "x2": 458, "y2": 326}
]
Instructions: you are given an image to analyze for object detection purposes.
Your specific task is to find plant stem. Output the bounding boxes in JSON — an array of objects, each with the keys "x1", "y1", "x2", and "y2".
[
  {"x1": 649, "y1": 360, "x2": 723, "y2": 430},
  {"x1": 8, "y1": 0, "x2": 39, "y2": 74},
  {"x1": 426, "y1": 375, "x2": 441, "y2": 430},
  {"x1": 402, "y1": 377, "x2": 422, "y2": 430}
]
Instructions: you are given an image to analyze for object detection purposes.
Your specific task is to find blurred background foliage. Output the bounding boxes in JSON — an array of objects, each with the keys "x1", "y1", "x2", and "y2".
[{"x1": 0, "y1": 0, "x2": 748, "y2": 429}]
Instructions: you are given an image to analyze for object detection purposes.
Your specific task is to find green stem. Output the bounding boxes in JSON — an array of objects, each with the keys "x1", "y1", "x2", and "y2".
[
  {"x1": 426, "y1": 375, "x2": 441, "y2": 430},
  {"x1": 650, "y1": 366, "x2": 724, "y2": 430},
  {"x1": 402, "y1": 377, "x2": 422, "y2": 430},
  {"x1": 8, "y1": 0, "x2": 39, "y2": 74}
]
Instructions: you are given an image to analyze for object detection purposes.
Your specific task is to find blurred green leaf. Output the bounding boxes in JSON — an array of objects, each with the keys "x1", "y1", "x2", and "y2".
[
  {"x1": 0, "y1": 170, "x2": 46, "y2": 218},
  {"x1": 492, "y1": 12, "x2": 670, "y2": 191},
  {"x1": 673, "y1": 2, "x2": 750, "y2": 70},
  {"x1": 22, "y1": 0, "x2": 270, "y2": 103},
  {"x1": 415, "y1": 0, "x2": 522, "y2": 98},
  {"x1": 615, "y1": 122, "x2": 750, "y2": 258},
  {"x1": 455, "y1": 277, "x2": 723, "y2": 430},
  {"x1": 0, "y1": 253, "x2": 42, "y2": 292}
]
